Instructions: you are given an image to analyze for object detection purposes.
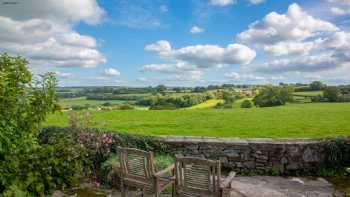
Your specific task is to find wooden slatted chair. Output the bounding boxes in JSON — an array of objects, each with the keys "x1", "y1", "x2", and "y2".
[
  {"x1": 117, "y1": 146, "x2": 175, "y2": 197},
  {"x1": 174, "y1": 157, "x2": 236, "y2": 197}
]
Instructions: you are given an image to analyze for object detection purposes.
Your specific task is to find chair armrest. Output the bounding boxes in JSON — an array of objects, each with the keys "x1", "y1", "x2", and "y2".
[
  {"x1": 154, "y1": 164, "x2": 175, "y2": 177},
  {"x1": 220, "y1": 171, "x2": 236, "y2": 188}
]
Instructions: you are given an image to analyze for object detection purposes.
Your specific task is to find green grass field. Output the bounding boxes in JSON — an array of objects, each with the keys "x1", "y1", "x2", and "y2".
[
  {"x1": 293, "y1": 91, "x2": 323, "y2": 97},
  {"x1": 59, "y1": 97, "x2": 128, "y2": 107},
  {"x1": 45, "y1": 103, "x2": 350, "y2": 139},
  {"x1": 292, "y1": 91, "x2": 323, "y2": 103}
]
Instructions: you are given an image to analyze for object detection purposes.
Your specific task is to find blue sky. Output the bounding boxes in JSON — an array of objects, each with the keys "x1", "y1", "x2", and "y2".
[{"x1": 1, "y1": 0, "x2": 350, "y2": 86}]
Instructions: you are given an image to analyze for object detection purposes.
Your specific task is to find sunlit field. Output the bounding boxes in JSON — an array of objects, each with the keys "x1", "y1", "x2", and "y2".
[{"x1": 45, "y1": 102, "x2": 350, "y2": 139}]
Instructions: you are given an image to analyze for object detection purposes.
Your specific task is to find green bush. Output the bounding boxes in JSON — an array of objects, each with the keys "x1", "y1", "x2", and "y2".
[
  {"x1": 138, "y1": 93, "x2": 209, "y2": 108},
  {"x1": 102, "y1": 102, "x2": 112, "y2": 106},
  {"x1": 215, "y1": 102, "x2": 232, "y2": 109},
  {"x1": 253, "y1": 85, "x2": 294, "y2": 107},
  {"x1": 323, "y1": 138, "x2": 350, "y2": 168},
  {"x1": 338, "y1": 95, "x2": 350, "y2": 102},
  {"x1": 118, "y1": 104, "x2": 135, "y2": 110},
  {"x1": 310, "y1": 81, "x2": 325, "y2": 91},
  {"x1": 310, "y1": 95, "x2": 325, "y2": 102},
  {"x1": 323, "y1": 86, "x2": 341, "y2": 102},
  {"x1": 35, "y1": 133, "x2": 85, "y2": 194},
  {"x1": 154, "y1": 155, "x2": 174, "y2": 172},
  {"x1": 70, "y1": 104, "x2": 91, "y2": 111},
  {"x1": 0, "y1": 54, "x2": 84, "y2": 196},
  {"x1": 241, "y1": 100, "x2": 253, "y2": 108},
  {"x1": 100, "y1": 154, "x2": 120, "y2": 187}
]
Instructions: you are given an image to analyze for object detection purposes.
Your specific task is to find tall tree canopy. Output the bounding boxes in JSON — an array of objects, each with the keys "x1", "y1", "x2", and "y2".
[{"x1": 0, "y1": 53, "x2": 57, "y2": 195}]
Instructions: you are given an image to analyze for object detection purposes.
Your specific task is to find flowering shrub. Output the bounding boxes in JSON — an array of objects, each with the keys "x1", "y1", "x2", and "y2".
[{"x1": 40, "y1": 110, "x2": 171, "y2": 188}]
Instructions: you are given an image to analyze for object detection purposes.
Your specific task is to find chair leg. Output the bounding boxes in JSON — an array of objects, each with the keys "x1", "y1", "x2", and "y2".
[
  {"x1": 172, "y1": 182, "x2": 175, "y2": 197},
  {"x1": 154, "y1": 178, "x2": 160, "y2": 197},
  {"x1": 141, "y1": 187, "x2": 146, "y2": 197},
  {"x1": 121, "y1": 180, "x2": 126, "y2": 197}
]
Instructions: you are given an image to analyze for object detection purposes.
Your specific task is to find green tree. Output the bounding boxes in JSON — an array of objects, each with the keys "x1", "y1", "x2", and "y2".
[
  {"x1": 323, "y1": 86, "x2": 340, "y2": 102},
  {"x1": 253, "y1": 85, "x2": 294, "y2": 107},
  {"x1": 310, "y1": 81, "x2": 325, "y2": 91},
  {"x1": 155, "y1": 84, "x2": 166, "y2": 92},
  {"x1": 0, "y1": 54, "x2": 81, "y2": 195}
]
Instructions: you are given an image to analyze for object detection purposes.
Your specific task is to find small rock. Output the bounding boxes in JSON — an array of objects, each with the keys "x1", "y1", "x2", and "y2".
[
  {"x1": 280, "y1": 157, "x2": 288, "y2": 164},
  {"x1": 255, "y1": 150, "x2": 262, "y2": 154},
  {"x1": 286, "y1": 163, "x2": 299, "y2": 170},
  {"x1": 255, "y1": 155, "x2": 268, "y2": 160},
  {"x1": 291, "y1": 177, "x2": 304, "y2": 185},
  {"x1": 243, "y1": 161, "x2": 255, "y2": 169},
  {"x1": 302, "y1": 147, "x2": 320, "y2": 162}
]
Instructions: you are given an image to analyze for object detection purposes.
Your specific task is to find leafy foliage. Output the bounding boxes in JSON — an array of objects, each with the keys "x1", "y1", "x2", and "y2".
[
  {"x1": 309, "y1": 81, "x2": 325, "y2": 91},
  {"x1": 138, "y1": 93, "x2": 210, "y2": 108},
  {"x1": 323, "y1": 86, "x2": 341, "y2": 102},
  {"x1": 118, "y1": 104, "x2": 135, "y2": 110},
  {"x1": 241, "y1": 100, "x2": 253, "y2": 108},
  {"x1": 323, "y1": 138, "x2": 350, "y2": 168},
  {"x1": 253, "y1": 85, "x2": 294, "y2": 107},
  {"x1": 0, "y1": 54, "x2": 84, "y2": 196}
]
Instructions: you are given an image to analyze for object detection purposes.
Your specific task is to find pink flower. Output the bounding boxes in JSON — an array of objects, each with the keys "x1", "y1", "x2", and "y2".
[{"x1": 93, "y1": 181, "x2": 100, "y2": 187}]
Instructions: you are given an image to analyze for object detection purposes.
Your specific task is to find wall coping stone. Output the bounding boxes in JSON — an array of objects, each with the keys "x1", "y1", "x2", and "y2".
[{"x1": 156, "y1": 136, "x2": 322, "y2": 145}]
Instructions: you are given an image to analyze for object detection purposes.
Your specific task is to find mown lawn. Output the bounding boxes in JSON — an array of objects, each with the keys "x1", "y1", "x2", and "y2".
[{"x1": 45, "y1": 103, "x2": 350, "y2": 139}]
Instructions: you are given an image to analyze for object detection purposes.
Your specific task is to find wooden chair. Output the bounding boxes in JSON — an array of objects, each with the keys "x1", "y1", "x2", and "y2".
[
  {"x1": 117, "y1": 146, "x2": 175, "y2": 197},
  {"x1": 174, "y1": 157, "x2": 236, "y2": 197}
]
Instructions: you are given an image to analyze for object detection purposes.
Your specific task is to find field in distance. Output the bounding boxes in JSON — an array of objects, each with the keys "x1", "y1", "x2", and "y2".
[
  {"x1": 59, "y1": 97, "x2": 128, "y2": 107},
  {"x1": 45, "y1": 102, "x2": 350, "y2": 139},
  {"x1": 187, "y1": 99, "x2": 224, "y2": 109}
]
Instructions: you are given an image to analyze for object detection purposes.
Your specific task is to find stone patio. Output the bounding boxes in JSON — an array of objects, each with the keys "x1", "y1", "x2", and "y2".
[
  {"x1": 228, "y1": 176, "x2": 344, "y2": 197},
  {"x1": 53, "y1": 176, "x2": 348, "y2": 197}
]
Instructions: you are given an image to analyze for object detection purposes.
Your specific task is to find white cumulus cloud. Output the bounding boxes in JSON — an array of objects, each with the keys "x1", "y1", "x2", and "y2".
[
  {"x1": 146, "y1": 41, "x2": 256, "y2": 68},
  {"x1": 145, "y1": 40, "x2": 172, "y2": 52},
  {"x1": 55, "y1": 71, "x2": 74, "y2": 78},
  {"x1": 0, "y1": 0, "x2": 106, "y2": 69},
  {"x1": 0, "y1": 0, "x2": 105, "y2": 25},
  {"x1": 330, "y1": 7, "x2": 350, "y2": 15},
  {"x1": 209, "y1": 0, "x2": 235, "y2": 7},
  {"x1": 225, "y1": 72, "x2": 284, "y2": 83},
  {"x1": 103, "y1": 68, "x2": 121, "y2": 76},
  {"x1": 248, "y1": 0, "x2": 266, "y2": 5},
  {"x1": 190, "y1": 26, "x2": 205, "y2": 34},
  {"x1": 141, "y1": 63, "x2": 204, "y2": 81},
  {"x1": 238, "y1": 3, "x2": 338, "y2": 56},
  {"x1": 142, "y1": 40, "x2": 255, "y2": 81},
  {"x1": 254, "y1": 53, "x2": 340, "y2": 73},
  {"x1": 235, "y1": 3, "x2": 350, "y2": 83}
]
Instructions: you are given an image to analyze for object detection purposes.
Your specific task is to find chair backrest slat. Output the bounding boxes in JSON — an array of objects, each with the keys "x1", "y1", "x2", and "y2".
[
  {"x1": 175, "y1": 157, "x2": 221, "y2": 197},
  {"x1": 117, "y1": 147, "x2": 155, "y2": 184}
]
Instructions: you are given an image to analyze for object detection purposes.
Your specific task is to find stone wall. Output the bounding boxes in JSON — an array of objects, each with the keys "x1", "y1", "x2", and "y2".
[{"x1": 157, "y1": 137, "x2": 324, "y2": 173}]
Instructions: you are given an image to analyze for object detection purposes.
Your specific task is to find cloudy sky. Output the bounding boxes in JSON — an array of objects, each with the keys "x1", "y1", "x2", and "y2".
[{"x1": 1, "y1": 0, "x2": 350, "y2": 86}]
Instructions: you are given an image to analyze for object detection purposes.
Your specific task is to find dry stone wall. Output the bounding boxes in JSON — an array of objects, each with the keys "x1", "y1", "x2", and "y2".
[{"x1": 157, "y1": 137, "x2": 324, "y2": 173}]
